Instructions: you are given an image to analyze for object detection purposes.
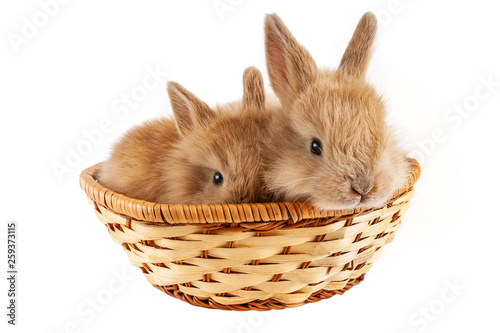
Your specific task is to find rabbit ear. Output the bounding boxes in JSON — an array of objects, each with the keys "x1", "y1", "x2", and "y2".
[
  {"x1": 265, "y1": 13, "x2": 318, "y2": 108},
  {"x1": 338, "y1": 12, "x2": 378, "y2": 79},
  {"x1": 167, "y1": 81, "x2": 216, "y2": 134},
  {"x1": 242, "y1": 66, "x2": 265, "y2": 111}
]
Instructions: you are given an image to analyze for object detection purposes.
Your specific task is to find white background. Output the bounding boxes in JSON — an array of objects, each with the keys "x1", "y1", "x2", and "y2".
[{"x1": 1, "y1": 0, "x2": 499, "y2": 332}]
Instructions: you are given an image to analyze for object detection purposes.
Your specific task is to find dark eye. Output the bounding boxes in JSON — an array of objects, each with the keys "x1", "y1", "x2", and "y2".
[
  {"x1": 213, "y1": 171, "x2": 224, "y2": 186},
  {"x1": 311, "y1": 139, "x2": 323, "y2": 156}
]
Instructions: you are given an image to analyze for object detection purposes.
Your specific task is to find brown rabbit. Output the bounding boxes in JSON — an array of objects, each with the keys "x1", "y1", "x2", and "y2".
[
  {"x1": 263, "y1": 12, "x2": 411, "y2": 210},
  {"x1": 99, "y1": 66, "x2": 271, "y2": 204}
]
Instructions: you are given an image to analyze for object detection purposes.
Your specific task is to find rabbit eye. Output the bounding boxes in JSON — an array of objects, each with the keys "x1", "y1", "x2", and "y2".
[
  {"x1": 311, "y1": 139, "x2": 323, "y2": 156},
  {"x1": 213, "y1": 171, "x2": 224, "y2": 186}
]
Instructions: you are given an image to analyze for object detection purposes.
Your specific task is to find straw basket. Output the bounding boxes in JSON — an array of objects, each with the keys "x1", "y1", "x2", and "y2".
[{"x1": 80, "y1": 158, "x2": 420, "y2": 311}]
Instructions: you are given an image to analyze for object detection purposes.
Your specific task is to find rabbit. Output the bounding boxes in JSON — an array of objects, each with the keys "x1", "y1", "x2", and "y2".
[
  {"x1": 98, "y1": 66, "x2": 271, "y2": 204},
  {"x1": 262, "y1": 12, "x2": 411, "y2": 210}
]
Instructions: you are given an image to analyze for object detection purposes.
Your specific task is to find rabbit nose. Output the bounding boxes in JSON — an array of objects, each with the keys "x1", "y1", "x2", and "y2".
[{"x1": 351, "y1": 178, "x2": 374, "y2": 196}]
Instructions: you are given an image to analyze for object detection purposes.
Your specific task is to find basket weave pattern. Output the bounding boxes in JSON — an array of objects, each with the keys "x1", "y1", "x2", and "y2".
[{"x1": 80, "y1": 159, "x2": 420, "y2": 310}]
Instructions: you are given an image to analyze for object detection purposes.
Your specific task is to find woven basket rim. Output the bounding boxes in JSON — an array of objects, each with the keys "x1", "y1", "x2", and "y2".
[{"x1": 80, "y1": 158, "x2": 420, "y2": 224}]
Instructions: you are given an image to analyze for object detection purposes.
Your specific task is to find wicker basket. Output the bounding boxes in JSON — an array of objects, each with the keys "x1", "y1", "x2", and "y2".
[{"x1": 80, "y1": 158, "x2": 420, "y2": 311}]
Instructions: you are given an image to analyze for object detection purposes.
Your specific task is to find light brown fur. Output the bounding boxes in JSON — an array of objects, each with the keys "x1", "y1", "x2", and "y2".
[
  {"x1": 99, "y1": 67, "x2": 272, "y2": 204},
  {"x1": 263, "y1": 12, "x2": 410, "y2": 210}
]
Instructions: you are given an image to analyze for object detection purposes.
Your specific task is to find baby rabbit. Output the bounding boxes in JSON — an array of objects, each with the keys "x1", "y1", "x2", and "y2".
[
  {"x1": 263, "y1": 12, "x2": 411, "y2": 210},
  {"x1": 99, "y1": 67, "x2": 270, "y2": 204}
]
